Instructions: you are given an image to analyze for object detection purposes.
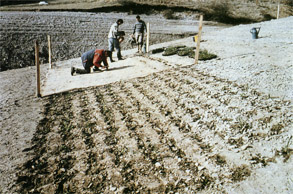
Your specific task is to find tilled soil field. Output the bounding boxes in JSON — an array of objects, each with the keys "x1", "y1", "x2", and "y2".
[
  {"x1": 0, "y1": 11, "x2": 202, "y2": 71},
  {"x1": 15, "y1": 64, "x2": 292, "y2": 193}
]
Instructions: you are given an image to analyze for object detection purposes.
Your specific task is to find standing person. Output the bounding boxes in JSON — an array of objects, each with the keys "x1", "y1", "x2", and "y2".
[
  {"x1": 71, "y1": 49, "x2": 112, "y2": 75},
  {"x1": 133, "y1": 15, "x2": 147, "y2": 53},
  {"x1": 108, "y1": 19, "x2": 124, "y2": 61}
]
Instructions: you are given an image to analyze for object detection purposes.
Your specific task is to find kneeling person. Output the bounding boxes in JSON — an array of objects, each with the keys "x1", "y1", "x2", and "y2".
[{"x1": 71, "y1": 49, "x2": 112, "y2": 75}]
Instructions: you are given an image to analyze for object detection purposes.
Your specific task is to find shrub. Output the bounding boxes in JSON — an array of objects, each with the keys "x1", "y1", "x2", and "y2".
[
  {"x1": 177, "y1": 47, "x2": 194, "y2": 56},
  {"x1": 284, "y1": 0, "x2": 293, "y2": 7},
  {"x1": 162, "y1": 46, "x2": 178, "y2": 56},
  {"x1": 163, "y1": 9, "x2": 178, "y2": 19},
  {"x1": 201, "y1": 1, "x2": 232, "y2": 23},
  {"x1": 188, "y1": 49, "x2": 217, "y2": 61}
]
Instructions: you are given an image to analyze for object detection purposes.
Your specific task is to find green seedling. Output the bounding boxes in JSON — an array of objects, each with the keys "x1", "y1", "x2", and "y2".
[
  {"x1": 270, "y1": 123, "x2": 284, "y2": 135},
  {"x1": 231, "y1": 164, "x2": 251, "y2": 182},
  {"x1": 189, "y1": 49, "x2": 217, "y2": 60},
  {"x1": 231, "y1": 117, "x2": 252, "y2": 133},
  {"x1": 279, "y1": 136, "x2": 293, "y2": 162},
  {"x1": 177, "y1": 47, "x2": 194, "y2": 56},
  {"x1": 215, "y1": 154, "x2": 227, "y2": 165},
  {"x1": 162, "y1": 46, "x2": 179, "y2": 56}
]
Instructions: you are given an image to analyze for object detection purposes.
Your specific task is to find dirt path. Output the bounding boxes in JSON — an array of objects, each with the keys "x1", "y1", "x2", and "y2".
[
  {"x1": 41, "y1": 53, "x2": 169, "y2": 96},
  {"x1": 0, "y1": 66, "x2": 47, "y2": 194}
]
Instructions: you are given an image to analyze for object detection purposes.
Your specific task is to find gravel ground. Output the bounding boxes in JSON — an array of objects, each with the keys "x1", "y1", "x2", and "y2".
[{"x1": 0, "y1": 14, "x2": 292, "y2": 194}]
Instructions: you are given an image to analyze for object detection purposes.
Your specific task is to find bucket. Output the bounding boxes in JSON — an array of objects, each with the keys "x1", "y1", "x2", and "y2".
[
  {"x1": 250, "y1": 27, "x2": 261, "y2": 39},
  {"x1": 142, "y1": 43, "x2": 146, "y2": 53}
]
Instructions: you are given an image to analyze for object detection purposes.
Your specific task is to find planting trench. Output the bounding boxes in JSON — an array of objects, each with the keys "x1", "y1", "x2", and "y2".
[{"x1": 16, "y1": 60, "x2": 292, "y2": 193}]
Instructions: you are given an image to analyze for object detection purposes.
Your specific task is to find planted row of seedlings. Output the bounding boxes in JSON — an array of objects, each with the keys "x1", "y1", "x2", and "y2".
[
  {"x1": 98, "y1": 84, "x2": 193, "y2": 193},
  {"x1": 177, "y1": 67, "x2": 292, "y2": 141},
  {"x1": 16, "y1": 92, "x2": 78, "y2": 193},
  {"x1": 161, "y1": 67, "x2": 291, "y2": 156},
  {"x1": 147, "y1": 56, "x2": 292, "y2": 146},
  {"x1": 113, "y1": 82, "x2": 210, "y2": 192},
  {"x1": 120, "y1": 64, "x2": 292, "y2": 189},
  {"x1": 120, "y1": 81, "x2": 221, "y2": 192},
  {"x1": 128, "y1": 72, "x2": 233, "y2": 190},
  {"x1": 178, "y1": 67, "x2": 290, "y2": 161},
  {"x1": 16, "y1": 62, "x2": 292, "y2": 193}
]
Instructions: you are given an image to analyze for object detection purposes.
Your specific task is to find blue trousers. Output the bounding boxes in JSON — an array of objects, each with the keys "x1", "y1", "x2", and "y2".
[{"x1": 108, "y1": 37, "x2": 122, "y2": 59}]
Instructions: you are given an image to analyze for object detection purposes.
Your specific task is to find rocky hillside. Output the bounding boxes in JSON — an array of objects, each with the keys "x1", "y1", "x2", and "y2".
[{"x1": 1, "y1": 0, "x2": 292, "y2": 22}]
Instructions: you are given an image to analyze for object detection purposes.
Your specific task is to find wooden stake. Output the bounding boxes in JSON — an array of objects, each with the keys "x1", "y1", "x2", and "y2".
[
  {"x1": 195, "y1": 15, "x2": 203, "y2": 64},
  {"x1": 35, "y1": 40, "x2": 41, "y2": 97},
  {"x1": 48, "y1": 35, "x2": 52, "y2": 68},
  {"x1": 277, "y1": 1, "x2": 280, "y2": 19},
  {"x1": 146, "y1": 22, "x2": 150, "y2": 53}
]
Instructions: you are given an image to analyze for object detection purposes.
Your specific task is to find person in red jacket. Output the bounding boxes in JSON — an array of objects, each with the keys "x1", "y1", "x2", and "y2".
[{"x1": 71, "y1": 49, "x2": 112, "y2": 75}]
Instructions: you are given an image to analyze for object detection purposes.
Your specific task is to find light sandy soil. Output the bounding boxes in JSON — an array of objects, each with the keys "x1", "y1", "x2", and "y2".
[{"x1": 1, "y1": 17, "x2": 292, "y2": 193}]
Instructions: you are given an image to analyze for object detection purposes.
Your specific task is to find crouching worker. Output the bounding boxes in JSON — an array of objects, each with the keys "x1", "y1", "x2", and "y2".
[{"x1": 71, "y1": 49, "x2": 112, "y2": 76}]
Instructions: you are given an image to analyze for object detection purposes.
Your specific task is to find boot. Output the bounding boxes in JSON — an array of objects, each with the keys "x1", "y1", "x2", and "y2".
[
  {"x1": 138, "y1": 45, "x2": 142, "y2": 53},
  {"x1": 93, "y1": 66, "x2": 103, "y2": 72},
  {"x1": 76, "y1": 68, "x2": 90, "y2": 74},
  {"x1": 71, "y1": 67, "x2": 76, "y2": 76}
]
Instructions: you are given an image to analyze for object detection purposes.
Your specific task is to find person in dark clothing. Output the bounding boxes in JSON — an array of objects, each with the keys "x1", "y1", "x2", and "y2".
[
  {"x1": 133, "y1": 15, "x2": 147, "y2": 53},
  {"x1": 71, "y1": 49, "x2": 112, "y2": 75}
]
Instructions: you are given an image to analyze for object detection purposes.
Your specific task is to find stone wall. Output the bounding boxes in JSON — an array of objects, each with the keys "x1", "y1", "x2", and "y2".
[{"x1": 1, "y1": 0, "x2": 291, "y2": 20}]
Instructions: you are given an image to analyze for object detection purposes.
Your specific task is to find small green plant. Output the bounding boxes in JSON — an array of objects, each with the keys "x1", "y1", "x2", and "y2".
[
  {"x1": 188, "y1": 49, "x2": 217, "y2": 60},
  {"x1": 231, "y1": 117, "x2": 251, "y2": 133},
  {"x1": 198, "y1": 49, "x2": 217, "y2": 60},
  {"x1": 270, "y1": 123, "x2": 284, "y2": 135},
  {"x1": 228, "y1": 137, "x2": 244, "y2": 147},
  {"x1": 279, "y1": 136, "x2": 293, "y2": 162},
  {"x1": 212, "y1": 154, "x2": 227, "y2": 166},
  {"x1": 177, "y1": 47, "x2": 194, "y2": 56},
  {"x1": 199, "y1": 173, "x2": 214, "y2": 190},
  {"x1": 162, "y1": 46, "x2": 179, "y2": 56},
  {"x1": 231, "y1": 164, "x2": 251, "y2": 182}
]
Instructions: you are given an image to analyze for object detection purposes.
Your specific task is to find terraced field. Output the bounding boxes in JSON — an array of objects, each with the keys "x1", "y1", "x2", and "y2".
[
  {"x1": 0, "y1": 11, "x2": 198, "y2": 71},
  {"x1": 16, "y1": 63, "x2": 292, "y2": 193}
]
